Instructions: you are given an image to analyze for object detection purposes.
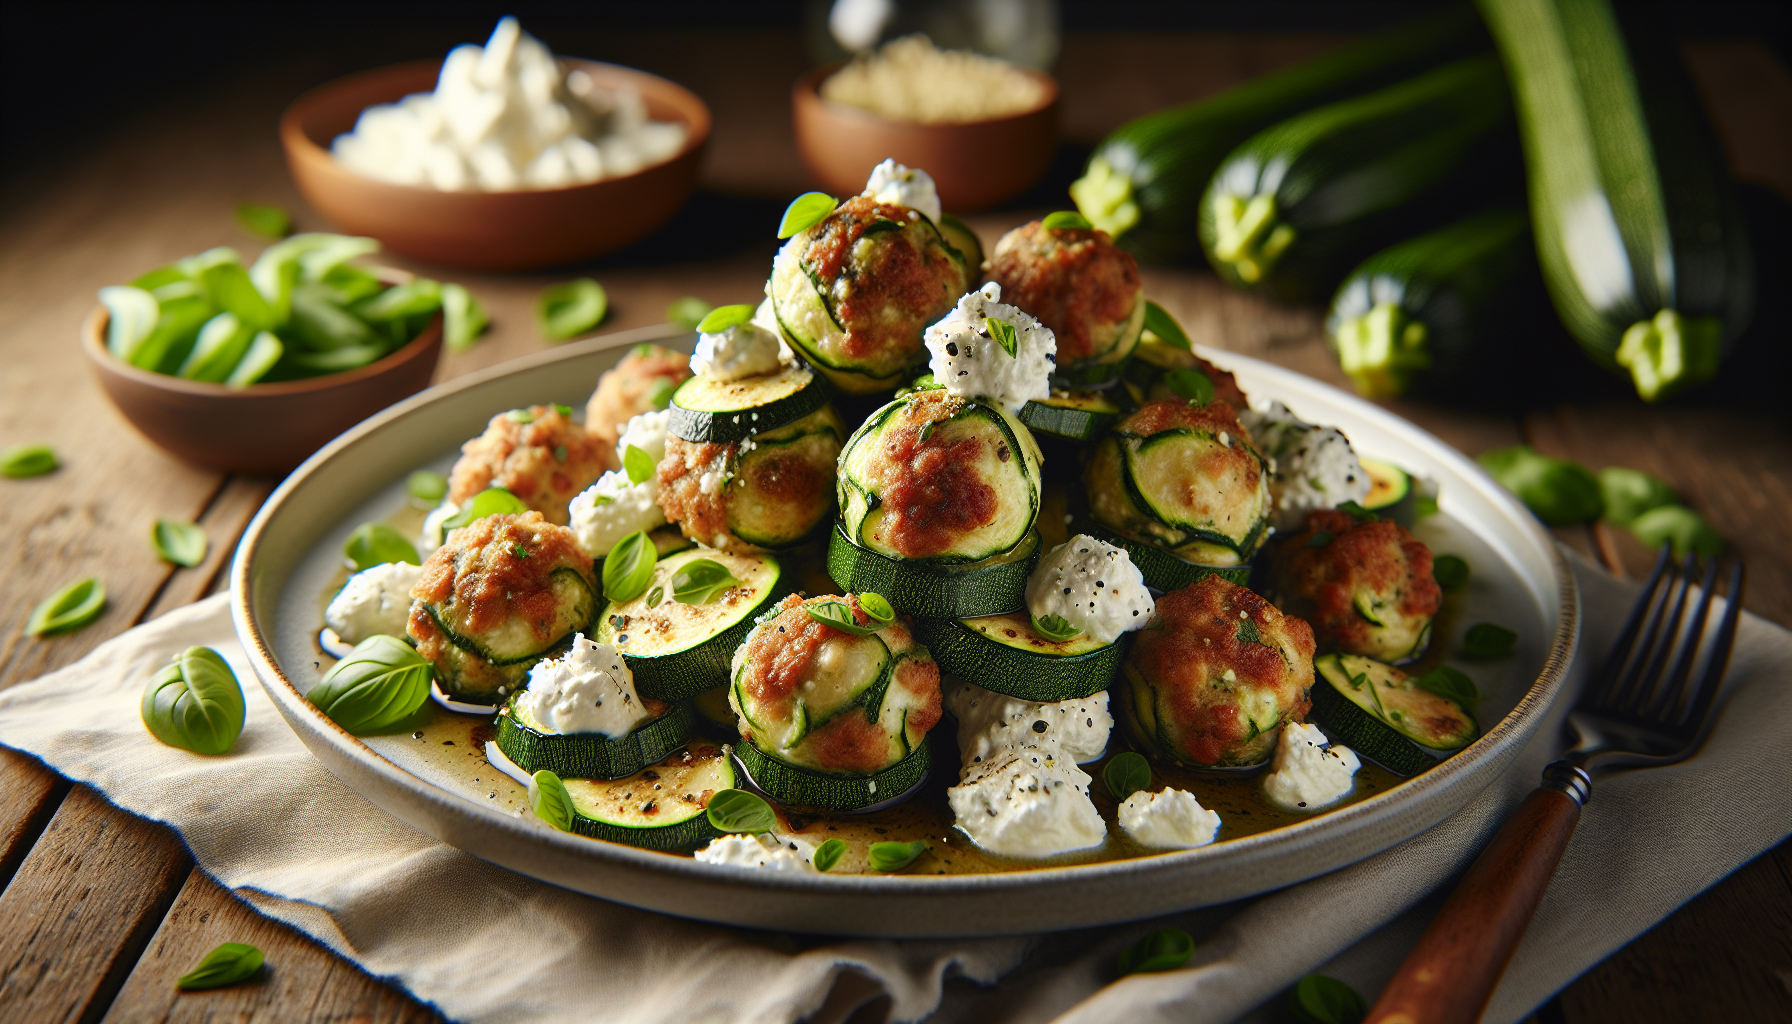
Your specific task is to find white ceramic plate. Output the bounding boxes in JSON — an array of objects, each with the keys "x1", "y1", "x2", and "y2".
[{"x1": 232, "y1": 325, "x2": 1577, "y2": 938}]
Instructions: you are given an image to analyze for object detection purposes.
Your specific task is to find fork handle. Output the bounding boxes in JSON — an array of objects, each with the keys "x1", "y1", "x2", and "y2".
[{"x1": 1365, "y1": 762, "x2": 1591, "y2": 1024}]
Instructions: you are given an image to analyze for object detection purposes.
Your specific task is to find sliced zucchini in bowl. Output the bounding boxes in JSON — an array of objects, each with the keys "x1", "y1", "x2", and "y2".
[
  {"x1": 734, "y1": 737, "x2": 931, "y2": 812},
  {"x1": 913, "y1": 612, "x2": 1124, "y2": 702},
  {"x1": 828, "y1": 524, "x2": 1039, "y2": 619},
  {"x1": 668, "y1": 362, "x2": 829, "y2": 444},
  {"x1": 486, "y1": 738, "x2": 735, "y2": 852},
  {"x1": 494, "y1": 697, "x2": 695, "y2": 780},
  {"x1": 1310, "y1": 653, "x2": 1476, "y2": 776}
]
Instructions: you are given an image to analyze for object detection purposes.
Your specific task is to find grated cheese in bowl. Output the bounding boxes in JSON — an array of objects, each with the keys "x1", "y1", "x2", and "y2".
[{"x1": 820, "y1": 35, "x2": 1048, "y2": 125}]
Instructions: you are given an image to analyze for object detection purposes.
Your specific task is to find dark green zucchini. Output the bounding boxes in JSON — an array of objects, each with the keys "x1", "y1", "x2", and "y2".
[
  {"x1": 1476, "y1": 0, "x2": 1755, "y2": 400},
  {"x1": 734, "y1": 736, "x2": 930, "y2": 812},
  {"x1": 494, "y1": 698, "x2": 695, "y2": 781},
  {"x1": 827, "y1": 524, "x2": 1038, "y2": 620},
  {"x1": 1070, "y1": 7, "x2": 1489, "y2": 264},
  {"x1": 912, "y1": 613, "x2": 1123, "y2": 702},
  {"x1": 1198, "y1": 54, "x2": 1519, "y2": 304},
  {"x1": 1309, "y1": 653, "x2": 1476, "y2": 776}
]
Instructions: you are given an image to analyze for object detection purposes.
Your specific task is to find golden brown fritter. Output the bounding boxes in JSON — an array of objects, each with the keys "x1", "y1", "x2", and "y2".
[
  {"x1": 448, "y1": 405, "x2": 608, "y2": 526},
  {"x1": 1270, "y1": 508, "x2": 1441, "y2": 662},
  {"x1": 583, "y1": 344, "x2": 691, "y2": 462},
  {"x1": 655, "y1": 407, "x2": 842, "y2": 553},
  {"x1": 989, "y1": 219, "x2": 1141, "y2": 366}
]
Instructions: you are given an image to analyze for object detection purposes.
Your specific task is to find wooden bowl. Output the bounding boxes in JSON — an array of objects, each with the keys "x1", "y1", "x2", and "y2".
[
  {"x1": 791, "y1": 63, "x2": 1059, "y2": 212},
  {"x1": 281, "y1": 59, "x2": 711, "y2": 271},
  {"x1": 82, "y1": 307, "x2": 443, "y2": 475}
]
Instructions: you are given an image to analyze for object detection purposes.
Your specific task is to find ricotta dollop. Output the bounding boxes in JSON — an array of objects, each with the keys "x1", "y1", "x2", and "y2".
[
  {"x1": 323, "y1": 562, "x2": 423, "y2": 646},
  {"x1": 1240, "y1": 401, "x2": 1370, "y2": 532},
  {"x1": 615, "y1": 409, "x2": 671, "y2": 466},
  {"x1": 946, "y1": 680, "x2": 1112, "y2": 765},
  {"x1": 1024, "y1": 534, "x2": 1154, "y2": 645},
  {"x1": 948, "y1": 745, "x2": 1107, "y2": 858},
  {"x1": 692, "y1": 322, "x2": 783, "y2": 382},
  {"x1": 1118, "y1": 788, "x2": 1222, "y2": 849},
  {"x1": 924, "y1": 282, "x2": 1054, "y2": 413},
  {"x1": 418, "y1": 501, "x2": 459, "y2": 555},
  {"x1": 569, "y1": 471, "x2": 666, "y2": 558},
  {"x1": 694, "y1": 832, "x2": 813, "y2": 871},
  {"x1": 1262, "y1": 722, "x2": 1361, "y2": 812},
  {"x1": 864, "y1": 159, "x2": 942, "y2": 225},
  {"x1": 514, "y1": 634, "x2": 653, "y2": 737}
]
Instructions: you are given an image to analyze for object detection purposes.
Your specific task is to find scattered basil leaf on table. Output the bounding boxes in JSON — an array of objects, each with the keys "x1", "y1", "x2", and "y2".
[
  {"x1": 1103, "y1": 751, "x2": 1151, "y2": 802},
  {"x1": 1142, "y1": 300, "x2": 1192, "y2": 350},
  {"x1": 26, "y1": 577, "x2": 106, "y2": 636},
  {"x1": 1163, "y1": 368, "x2": 1214, "y2": 405},
  {"x1": 706, "y1": 789, "x2": 776, "y2": 833},
  {"x1": 234, "y1": 201, "x2": 292, "y2": 240},
  {"x1": 307, "y1": 634, "x2": 432, "y2": 734},
  {"x1": 1460, "y1": 623, "x2": 1517, "y2": 661},
  {"x1": 1629, "y1": 506, "x2": 1722, "y2": 558},
  {"x1": 667, "y1": 296, "x2": 713, "y2": 331},
  {"x1": 1, "y1": 443, "x2": 58, "y2": 479},
  {"x1": 99, "y1": 285, "x2": 160, "y2": 361},
  {"x1": 1477, "y1": 446, "x2": 1603, "y2": 525},
  {"x1": 343, "y1": 522, "x2": 420, "y2": 571},
  {"x1": 1431, "y1": 554, "x2": 1469, "y2": 592},
  {"x1": 696, "y1": 303, "x2": 756, "y2": 335},
  {"x1": 857, "y1": 592, "x2": 896, "y2": 629},
  {"x1": 624, "y1": 445, "x2": 656, "y2": 485},
  {"x1": 176, "y1": 941, "x2": 265, "y2": 991},
  {"x1": 777, "y1": 192, "x2": 837, "y2": 239},
  {"x1": 407, "y1": 470, "x2": 447, "y2": 505},
  {"x1": 441, "y1": 282, "x2": 490, "y2": 352},
  {"x1": 868, "y1": 840, "x2": 927, "y2": 873},
  {"x1": 984, "y1": 317, "x2": 1019, "y2": 357},
  {"x1": 141, "y1": 646, "x2": 245, "y2": 756},
  {"x1": 805, "y1": 599, "x2": 877, "y2": 637},
  {"x1": 153, "y1": 520, "x2": 208, "y2": 567},
  {"x1": 1032, "y1": 613, "x2": 1081, "y2": 641},
  {"x1": 529, "y1": 770, "x2": 576, "y2": 831},
  {"x1": 537, "y1": 279, "x2": 608, "y2": 341},
  {"x1": 440, "y1": 488, "x2": 528, "y2": 532},
  {"x1": 1288, "y1": 973, "x2": 1366, "y2": 1024},
  {"x1": 603, "y1": 530, "x2": 658, "y2": 604},
  {"x1": 1597, "y1": 466, "x2": 1677, "y2": 525},
  {"x1": 671, "y1": 559, "x2": 740, "y2": 605},
  {"x1": 811, "y1": 838, "x2": 847, "y2": 873},
  {"x1": 1415, "y1": 665, "x2": 1478, "y2": 705},
  {"x1": 1117, "y1": 927, "x2": 1194, "y2": 976},
  {"x1": 1040, "y1": 210, "x2": 1093, "y2": 231}
]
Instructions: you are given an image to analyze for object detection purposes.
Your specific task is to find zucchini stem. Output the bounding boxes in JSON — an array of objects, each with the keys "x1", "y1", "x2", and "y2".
[
  {"x1": 1615, "y1": 309, "x2": 1722, "y2": 401},
  {"x1": 1333, "y1": 302, "x2": 1432, "y2": 398},
  {"x1": 1208, "y1": 193, "x2": 1296, "y2": 283},
  {"x1": 1069, "y1": 156, "x2": 1140, "y2": 239}
]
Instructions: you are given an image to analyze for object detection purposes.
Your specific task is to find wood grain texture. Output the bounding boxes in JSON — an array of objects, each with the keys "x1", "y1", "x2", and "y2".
[{"x1": 0, "y1": 748, "x2": 68, "y2": 894}]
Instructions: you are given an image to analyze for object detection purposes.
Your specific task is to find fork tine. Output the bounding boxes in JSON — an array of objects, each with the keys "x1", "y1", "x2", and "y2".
[
  {"x1": 1585, "y1": 545, "x2": 1673, "y2": 709},
  {"x1": 1611, "y1": 553, "x2": 1691, "y2": 715},
  {"x1": 1647, "y1": 556, "x2": 1719, "y2": 723},
  {"x1": 1675, "y1": 560, "x2": 1746, "y2": 734}
]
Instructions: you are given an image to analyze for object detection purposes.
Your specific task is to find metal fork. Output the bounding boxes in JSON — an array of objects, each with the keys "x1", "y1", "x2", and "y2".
[{"x1": 1365, "y1": 547, "x2": 1745, "y2": 1024}]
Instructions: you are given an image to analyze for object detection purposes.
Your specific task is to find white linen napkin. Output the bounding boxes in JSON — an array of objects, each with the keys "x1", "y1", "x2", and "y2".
[{"x1": 0, "y1": 550, "x2": 1786, "y2": 1024}]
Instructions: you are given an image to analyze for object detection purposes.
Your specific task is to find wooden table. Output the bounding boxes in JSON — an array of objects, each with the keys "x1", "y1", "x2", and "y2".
[{"x1": 2, "y1": 29, "x2": 1788, "y2": 1024}]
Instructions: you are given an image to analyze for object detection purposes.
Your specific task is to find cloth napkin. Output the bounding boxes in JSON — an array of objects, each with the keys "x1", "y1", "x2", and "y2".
[{"x1": 1, "y1": 551, "x2": 1786, "y2": 1024}]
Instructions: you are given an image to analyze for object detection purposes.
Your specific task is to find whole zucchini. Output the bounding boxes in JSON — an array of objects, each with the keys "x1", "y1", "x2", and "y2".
[
  {"x1": 1476, "y1": 0, "x2": 1754, "y2": 401},
  {"x1": 1198, "y1": 54, "x2": 1520, "y2": 304},
  {"x1": 1327, "y1": 206, "x2": 1548, "y2": 399},
  {"x1": 1069, "y1": 7, "x2": 1489, "y2": 265}
]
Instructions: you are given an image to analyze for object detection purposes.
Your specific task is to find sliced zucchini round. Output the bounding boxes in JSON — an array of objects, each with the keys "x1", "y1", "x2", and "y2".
[
  {"x1": 494, "y1": 697, "x2": 695, "y2": 780},
  {"x1": 592, "y1": 548, "x2": 787, "y2": 702},
  {"x1": 691, "y1": 685, "x2": 738, "y2": 739},
  {"x1": 731, "y1": 629, "x2": 894, "y2": 755},
  {"x1": 1052, "y1": 294, "x2": 1146, "y2": 388},
  {"x1": 827, "y1": 523, "x2": 1039, "y2": 619},
  {"x1": 1082, "y1": 522, "x2": 1251, "y2": 593},
  {"x1": 1359, "y1": 458, "x2": 1417, "y2": 524},
  {"x1": 734, "y1": 736, "x2": 931, "y2": 812},
  {"x1": 650, "y1": 525, "x2": 697, "y2": 559},
  {"x1": 937, "y1": 212, "x2": 984, "y2": 270},
  {"x1": 487, "y1": 738, "x2": 735, "y2": 851},
  {"x1": 1019, "y1": 389, "x2": 1124, "y2": 443},
  {"x1": 912, "y1": 612, "x2": 1123, "y2": 702},
  {"x1": 725, "y1": 406, "x2": 844, "y2": 549},
  {"x1": 1309, "y1": 653, "x2": 1477, "y2": 776},
  {"x1": 668, "y1": 363, "x2": 829, "y2": 444},
  {"x1": 423, "y1": 566, "x2": 595, "y2": 665},
  {"x1": 1085, "y1": 417, "x2": 1271, "y2": 566}
]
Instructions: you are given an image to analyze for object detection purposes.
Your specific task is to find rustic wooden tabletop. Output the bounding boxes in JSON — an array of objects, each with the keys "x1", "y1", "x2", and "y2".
[{"x1": 0, "y1": 28, "x2": 1787, "y2": 1024}]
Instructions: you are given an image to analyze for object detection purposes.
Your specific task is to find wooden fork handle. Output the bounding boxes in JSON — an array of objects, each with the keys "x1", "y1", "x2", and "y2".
[{"x1": 1365, "y1": 762, "x2": 1591, "y2": 1024}]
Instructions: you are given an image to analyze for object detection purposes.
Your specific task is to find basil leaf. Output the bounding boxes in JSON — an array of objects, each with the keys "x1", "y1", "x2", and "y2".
[
  {"x1": 1477, "y1": 445, "x2": 1603, "y2": 525},
  {"x1": 138, "y1": 647, "x2": 245, "y2": 756},
  {"x1": 706, "y1": 788, "x2": 776, "y2": 833},
  {"x1": 1117, "y1": 927, "x2": 1195, "y2": 976},
  {"x1": 1460, "y1": 623, "x2": 1517, "y2": 661},
  {"x1": 777, "y1": 192, "x2": 837, "y2": 239},
  {"x1": 624, "y1": 445, "x2": 656, "y2": 485},
  {"x1": 1597, "y1": 466, "x2": 1677, "y2": 526},
  {"x1": 1041, "y1": 210, "x2": 1093, "y2": 231},
  {"x1": 1163, "y1": 368, "x2": 1214, "y2": 405},
  {"x1": 306, "y1": 634, "x2": 432, "y2": 734},
  {"x1": 176, "y1": 941, "x2": 265, "y2": 991},
  {"x1": 1, "y1": 443, "x2": 58, "y2": 479},
  {"x1": 667, "y1": 295, "x2": 713, "y2": 331},
  {"x1": 812, "y1": 837, "x2": 847, "y2": 873},
  {"x1": 1335, "y1": 500, "x2": 1378, "y2": 523},
  {"x1": 1432, "y1": 554, "x2": 1469, "y2": 592},
  {"x1": 224, "y1": 331, "x2": 284, "y2": 387},
  {"x1": 440, "y1": 488, "x2": 528, "y2": 532},
  {"x1": 1141, "y1": 300, "x2": 1192, "y2": 351},
  {"x1": 696, "y1": 303, "x2": 756, "y2": 335},
  {"x1": 805, "y1": 599, "x2": 876, "y2": 636},
  {"x1": 647, "y1": 377, "x2": 677, "y2": 410},
  {"x1": 1415, "y1": 665, "x2": 1478, "y2": 705},
  {"x1": 1235, "y1": 617, "x2": 1262, "y2": 646},
  {"x1": 984, "y1": 317, "x2": 1019, "y2": 358},
  {"x1": 858, "y1": 592, "x2": 896, "y2": 629},
  {"x1": 529, "y1": 769, "x2": 576, "y2": 831},
  {"x1": 441, "y1": 282, "x2": 489, "y2": 352},
  {"x1": 1629, "y1": 505, "x2": 1723, "y2": 559},
  {"x1": 153, "y1": 520, "x2": 208, "y2": 567},
  {"x1": 99, "y1": 285, "x2": 160, "y2": 361},
  {"x1": 603, "y1": 530, "x2": 657, "y2": 604},
  {"x1": 1032, "y1": 613, "x2": 1081, "y2": 641},
  {"x1": 407, "y1": 470, "x2": 448, "y2": 505},
  {"x1": 26, "y1": 577, "x2": 106, "y2": 636},
  {"x1": 671, "y1": 559, "x2": 741, "y2": 605},
  {"x1": 1304, "y1": 529, "x2": 1335, "y2": 548},
  {"x1": 537, "y1": 278, "x2": 608, "y2": 341},
  {"x1": 867, "y1": 840, "x2": 927, "y2": 873},
  {"x1": 1288, "y1": 974, "x2": 1366, "y2": 1024},
  {"x1": 343, "y1": 522, "x2": 420, "y2": 571},
  {"x1": 1103, "y1": 751, "x2": 1151, "y2": 802},
  {"x1": 234, "y1": 201, "x2": 292, "y2": 240}
]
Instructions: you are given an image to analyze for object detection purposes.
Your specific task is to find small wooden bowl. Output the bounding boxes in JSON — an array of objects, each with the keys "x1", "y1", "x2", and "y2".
[
  {"x1": 281, "y1": 59, "x2": 711, "y2": 271},
  {"x1": 82, "y1": 307, "x2": 443, "y2": 475},
  {"x1": 792, "y1": 63, "x2": 1059, "y2": 212}
]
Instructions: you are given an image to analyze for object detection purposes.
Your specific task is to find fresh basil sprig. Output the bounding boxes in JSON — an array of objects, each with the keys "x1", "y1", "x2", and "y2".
[
  {"x1": 1117, "y1": 927, "x2": 1195, "y2": 976},
  {"x1": 812, "y1": 837, "x2": 847, "y2": 873},
  {"x1": 985, "y1": 316, "x2": 1019, "y2": 358},
  {"x1": 1103, "y1": 751, "x2": 1151, "y2": 802},
  {"x1": 805, "y1": 599, "x2": 877, "y2": 637},
  {"x1": 537, "y1": 278, "x2": 608, "y2": 342},
  {"x1": 440, "y1": 487, "x2": 528, "y2": 533},
  {"x1": 671, "y1": 559, "x2": 741, "y2": 605},
  {"x1": 696, "y1": 303, "x2": 756, "y2": 335},
  {"x1": 667, "y1": 296, "x2": 713, "y2": 331},
  {"x1": 624, "y1": 445, "x2": 657, "y2": 485},
  {"x1": 407, "y1": 469, "x2": 447, "y2": 505},
  {"x1": 1142, "y1": 300, "x2": 1192, "y2": 351},
  {"x1": 176, "y1": 941, "x2": 265, "y2": 991},
  {"x1": 141, "y1": 646, "x2": 245, "y2": 756},
  {"x1": 153, "y1": 520, "x2": 208, "y2": 568},
  {"x1": 1, "y1": 443, "x2": 58, "y2": 479},
  {"x1": 26, "y1": 577, "x2": 106, "y2": 636},
  {"x1": 706, "y1": 789, "x2": 777, "y2": 833},
  {"x1": 603, "y1": 530, "x2": 658, "y2": 604},
  {"x1": 867, "y1": 840, "x2": 927, "y2": 873},
  {"x1": 1041, "y1": 210, "x2": 1094, "y2": 231},
  {"x1": 529, "y1": 769, "x2": 576, "y2": 831},
  {"x1": 343, "y1": 522, "x2": 419, "y2": 571},
  {"x1": 1032, "y1": 613, "x2": 1081, "y2": 642},
  {"x1": 858, "y1": 592, "x2": 896, "y2": 629},
  {"x1": 1415, "y1": 666, "x2": 1478, "y2": 705},
  {"x1": 778, "y1": 192, "x2": 837, "y2": 239},
  {"x1": 1287, "y1": 974, "x2": 1367, "y2": 1024},
  {"x1": 1163, "y1": 367, "x2": 1214, "y2": 405},
  {"x1": 306, "y1": 634, "x2": 432, "y2": 734}
]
